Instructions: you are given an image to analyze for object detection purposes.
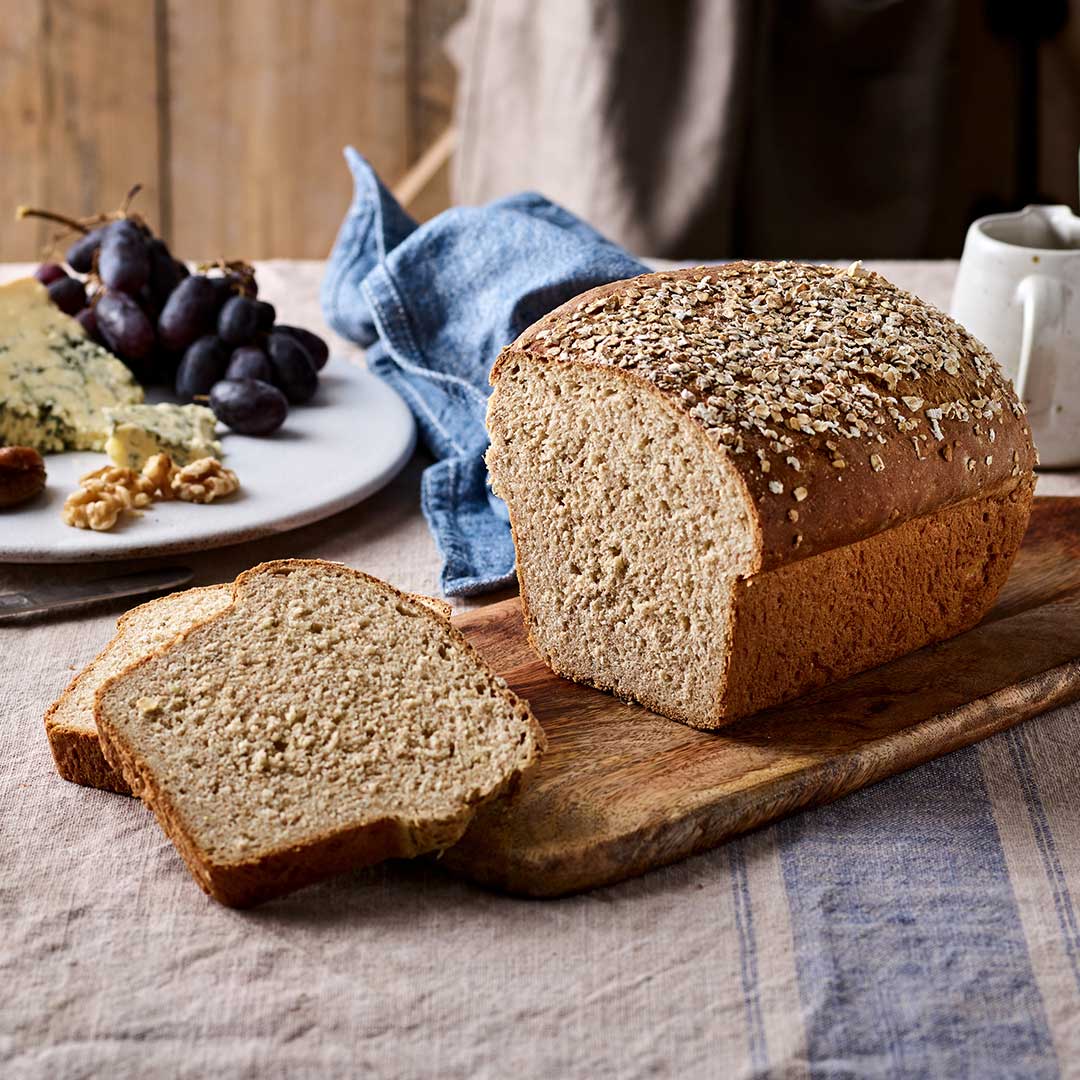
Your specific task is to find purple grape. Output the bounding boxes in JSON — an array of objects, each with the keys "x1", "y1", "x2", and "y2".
[
  {"x1": 48, "y1": 276, "x2": 87, "y2": 315},
  {"x1": 137, "y1": 284, "x2": 162, "y2": 318},
  {"x1": 95, "y1": 290, "x2": 155, "y2": 360},
  {"x1": 75, "y1": 306, "x2": 104, "y2": 344},
  {"x1": 35, "y1": 263, "x2": 67, "y2": 285},
  {"x1": 65, "y1": 228, "x2": 102, "y2": 274},
  {"x1": 98, "y1": 219, "x2": 151, "y2": 293},
  {"x1": 148, "y1": 238, "x2": 184, "y2": 309},
  {"x1": 275, "y1": 324, "x2": 329, "y2": 371},
  {"x1": 267, "y1": 331, "x2": 318, "y2": 403},
  {"x1": 226, "y1": 345, "x2": 273, "y2": 383},
  {"x1": 158, "y1": 275, "x2": 219, "y2": 352},
  {"x1": 175, "y1": 336, "x2": 229, "y2": 401},
  {"x1": 209, "y1": 276, "x2": 235, "y2": 306},
  {"x1": 209, "y1": 378, "x2": 288, "y2": 435},
  {"x1": 218, "y1": 296, "x2": 261, "y2": 346},
  {"x1": 255, "y1": 300, "x2": 276, "y2": 331}
]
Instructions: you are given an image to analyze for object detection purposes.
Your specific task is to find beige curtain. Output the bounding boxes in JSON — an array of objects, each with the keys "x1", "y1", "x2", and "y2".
[{"x1": 448, "y1": 0, "x2": 964, "y2": 259}]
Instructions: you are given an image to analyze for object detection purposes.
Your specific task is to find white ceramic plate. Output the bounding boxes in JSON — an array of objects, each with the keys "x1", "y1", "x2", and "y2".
[{"x1": 0, "y1": 359, "x2": 416, "y2": 562}]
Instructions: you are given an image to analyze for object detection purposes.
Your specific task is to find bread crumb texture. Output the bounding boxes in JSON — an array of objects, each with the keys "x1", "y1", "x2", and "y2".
[
  {"x1": 95, "y1": 561, "x2": 541, "y2": 868},
  {"x1": 49, "y1": 586, "x2": 232, "y2": 743},
  {"x1": 488, "y1": 362, "x2": 756, "y2": 724}
]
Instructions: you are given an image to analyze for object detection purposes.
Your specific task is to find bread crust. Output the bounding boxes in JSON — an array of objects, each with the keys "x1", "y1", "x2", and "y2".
[
  {"x1": 492, "y1": 262, "x2": 1037, "y2": 572},
  {"x1": 93, "y1": 559, "x2": 545, "y2": 907}
]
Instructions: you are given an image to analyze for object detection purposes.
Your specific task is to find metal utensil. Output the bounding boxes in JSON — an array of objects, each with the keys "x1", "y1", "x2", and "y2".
[{"x1": 0, "y1": 566, "x2": 195, "y2": 620}]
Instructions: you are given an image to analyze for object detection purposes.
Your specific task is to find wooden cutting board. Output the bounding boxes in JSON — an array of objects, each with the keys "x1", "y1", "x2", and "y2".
[{"x1": 444, "y1": 497, "x2": 1080, "y2": 897}]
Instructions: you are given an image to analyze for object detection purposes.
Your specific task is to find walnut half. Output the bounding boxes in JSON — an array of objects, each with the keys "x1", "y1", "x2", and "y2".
[
  {"x1": 171, "y1": 458, "x2": 240, "y2": 504},
  {"x1": 62, "y1": 484, "x2": 129, "y2": 531},
  {"x1": 79, "y1": 465, "x2": 156, "y2": 508}
]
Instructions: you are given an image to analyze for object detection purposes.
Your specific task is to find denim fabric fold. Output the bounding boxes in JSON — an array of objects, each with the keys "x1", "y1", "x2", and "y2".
[{"x1": 321, "y1": 147, "x2": 648, "y2": 595}]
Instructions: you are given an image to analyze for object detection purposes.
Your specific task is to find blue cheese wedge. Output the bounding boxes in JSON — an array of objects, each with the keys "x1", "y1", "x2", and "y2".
[
  {"x1": 0, "y1": 278, "x2": 144, "y2": 453},
  {"x1": 104, "y1": 403, "x2": 222, "y2": 469}
]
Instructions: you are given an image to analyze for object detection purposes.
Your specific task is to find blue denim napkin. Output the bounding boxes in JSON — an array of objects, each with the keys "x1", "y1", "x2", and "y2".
[{"x1": 321, "y1": 148, "x2": 648, "y2": 596}]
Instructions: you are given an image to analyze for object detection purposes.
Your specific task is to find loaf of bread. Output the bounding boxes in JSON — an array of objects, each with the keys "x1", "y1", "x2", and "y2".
[
  {"x1": 486, "y1": 261, "x2": 1036, "y2": 729},
  {"x1": 45, "y1": 585, "x2": 232, "y2": 794},
  {"x1": 94, "y1": 559, "x2": 544, "y2": 906}
]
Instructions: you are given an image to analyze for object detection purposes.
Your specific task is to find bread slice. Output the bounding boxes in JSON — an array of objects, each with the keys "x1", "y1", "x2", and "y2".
[
  {"x1": 93, "y1": 559, "x2": 544, "y2": 907},
  {"x1": 45, "y1": 585, "x2": 232, "y2": 794}
]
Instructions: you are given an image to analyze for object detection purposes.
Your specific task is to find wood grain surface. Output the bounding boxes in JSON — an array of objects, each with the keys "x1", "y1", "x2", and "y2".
[
  {"x1": 1, "y1": 0, "x2": 163, "y2": 258},
  {"x1": 444, "y1": 497, "x2": 1080, "y2": 897},
  {"x1": 0, "y1": 0, "x2": 462, "y2": 261}
]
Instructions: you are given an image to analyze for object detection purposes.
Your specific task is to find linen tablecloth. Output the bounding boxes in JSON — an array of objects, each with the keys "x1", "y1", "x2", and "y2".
[{"x1": 2, "y1": 261, "x2": 1078, "y2": 1079}]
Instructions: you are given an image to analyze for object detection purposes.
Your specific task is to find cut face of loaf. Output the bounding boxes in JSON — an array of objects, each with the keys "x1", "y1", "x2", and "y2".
[
  {"x1": 487, "y1": 262, "x2": 1037, "y2": 729},
  {"x1": 490, "y1": 359, "x2": 759, "y2": 725},
  {"x1": 45, "y1": 585, "x2": 232, "y2": 794},
  {"x1": 94, "y1": 560, "x2": 543, "y2": 906}
]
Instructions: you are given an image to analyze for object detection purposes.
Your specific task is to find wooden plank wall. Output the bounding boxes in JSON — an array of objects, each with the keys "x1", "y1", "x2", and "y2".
[{"x1": 0, "y1": 0, "x2": 465, "y2": 263}]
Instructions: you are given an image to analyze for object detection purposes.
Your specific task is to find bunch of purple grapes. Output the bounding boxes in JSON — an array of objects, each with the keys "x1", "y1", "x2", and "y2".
[{"x1": 35, "y1": 218, "x2": 328, "y2": 437}]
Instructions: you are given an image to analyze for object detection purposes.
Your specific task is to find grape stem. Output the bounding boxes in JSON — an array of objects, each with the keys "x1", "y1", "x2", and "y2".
[
  {"x1": 15, "y1": 206, "x2": 92, "y2": 234},
  {"x1": 198, "y1": 257, "x2": 258, "y2": 297}
]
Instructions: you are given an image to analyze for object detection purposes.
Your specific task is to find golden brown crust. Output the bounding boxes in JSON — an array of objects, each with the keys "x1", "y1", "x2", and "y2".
[
  {"x1": 719, "y1": 474, "x2": 1035, "y2": 721},
  {"x1": 94, "y1": 559, "x2": 545, "y2": 907},
  {"x1": 46, "y1": 723, "x2": 131, "y2": 794},
  {"x1": 493, "y1": 262, "x2": 1037, "y2": 571}
]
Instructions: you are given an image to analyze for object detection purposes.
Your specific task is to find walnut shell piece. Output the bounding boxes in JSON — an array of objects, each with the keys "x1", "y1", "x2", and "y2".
[
  {"x1": 171, "y1": 458, "x2": 240, "y2": 504},
  {"x1": 0, "y1": 446, "x2": 47, "y2": 508}
]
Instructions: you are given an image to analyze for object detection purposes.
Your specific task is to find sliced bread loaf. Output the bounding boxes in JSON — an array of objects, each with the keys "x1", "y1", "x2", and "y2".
[
  {"x1": 45, "y1": 585, "x2": 232, "y2": 794},
  {"x1": 94, "y1": 559, "x2": 544, "y2": 907},
  {"x1": 486, "y1": 262, "x2": 1036, "y2": 728}
]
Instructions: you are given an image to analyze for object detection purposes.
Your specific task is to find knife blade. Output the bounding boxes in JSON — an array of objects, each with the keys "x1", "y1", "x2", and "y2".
[{"x1": 0, "y1": 566, "x2": 195, "y2": 620}]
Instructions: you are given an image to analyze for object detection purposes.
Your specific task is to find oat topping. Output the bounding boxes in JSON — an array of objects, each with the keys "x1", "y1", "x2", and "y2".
[{"x1": 528, "y1": 261, "x2": 1023, "y2": 502}]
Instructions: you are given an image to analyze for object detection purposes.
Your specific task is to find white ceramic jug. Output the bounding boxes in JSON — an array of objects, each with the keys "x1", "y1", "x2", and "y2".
[{"x1": 951, "y1": 204, "x2": 1080, "y2": 468}]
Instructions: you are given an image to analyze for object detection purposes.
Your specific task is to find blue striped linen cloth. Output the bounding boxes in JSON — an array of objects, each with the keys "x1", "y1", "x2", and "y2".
[{"x1": 706, "y1": 704, "x2": 1080, "y2": 1079}]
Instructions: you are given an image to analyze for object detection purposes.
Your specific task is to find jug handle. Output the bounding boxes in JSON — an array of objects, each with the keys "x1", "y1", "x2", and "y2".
[{"x1": 1014, "y1": 275, "x2": 1065, "y2": 402}]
